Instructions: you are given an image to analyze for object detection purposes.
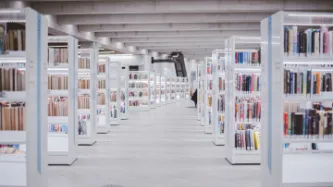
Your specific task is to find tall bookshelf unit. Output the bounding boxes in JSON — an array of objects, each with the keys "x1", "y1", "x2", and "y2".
[
  {"x1": 166, "y1": 77, "x2": 172, "y2": 104},
  {"x1": 225, "y1": 36, "x2": 261, "y2": 165},
  {"x1": 47, "y1": 35, "x2": 78, "y2": 165},
  {"x1": 120, "y1": 65, "x2": 129, "y2": 120},
  {"x1": 155, "y1": 73, "x2": 162, "y2": 107},
  {"x1": 197, "y1": 63, "x2": 204, "y2": 121},
  {"x1": 109, "y1": 61, "x2": 121, "y2": 125},
  {"x1": 0, "y1": 8, "x2": 48, "y2": 187},
  {"x1": 160, "y1": 76, "x2": 166, "y2": 105},
  {"x1": 171, "y1": 77, "x2": 176, "y2": 102},
  {"x1": 96, "y1": 57, "x2": 110, "y2": 134},
  {"x1": 199, "y1": 63, "x2": 206, "y2": 125},
  {"x1": 185, "y1": 77, "x2": 190, "y2": 99},
  {"x1": 261, "y1": 11, "x2": 333, "y2": 187},
  {"x1": 76, "y1": 47, "x2": 98, "y2": 146},
  {"x1": 204, "y1": 57, "x2": 213, "y2": 134},
  {"x1": 176, "y1": 77, "x2": 181, "y2": 100},
  {"x1": 212, "y1": 49, "x2": 226, "y2": 146},
  {"x1": 149, "y1": 71, "x2": 156, "y2": 109},
  {"x1": 128, "y1": 71, "x2": 150, "y2": 111}
]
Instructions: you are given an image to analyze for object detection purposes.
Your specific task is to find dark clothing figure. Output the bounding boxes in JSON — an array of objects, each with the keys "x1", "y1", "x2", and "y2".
[{"x1": 191, "y1": 89, "x2": 198, "y2": 107}]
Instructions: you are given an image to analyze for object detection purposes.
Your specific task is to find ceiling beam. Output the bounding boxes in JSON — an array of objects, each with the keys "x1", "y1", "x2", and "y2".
[
  {"x1": 31, "y1": 0, "x2": 333, "y2": 15},
  {"x1": 57, "y1": 13, "x2": 270, "y2": 25},
  {"x1": 111, "y1": 37, "x2": 226, "y2": 43},
  {"x1": 96, "y1": 30, "x2": 259, "y2": 38},
  {"x1": 128, "y1": 42, "x2": 224, "y2": 47},
  {"x1": 145, "y1": 45, "x2": 224, "y2": 50},
  {"x1": 78, "y1": 23, "x2": 260, "y2": 32}
]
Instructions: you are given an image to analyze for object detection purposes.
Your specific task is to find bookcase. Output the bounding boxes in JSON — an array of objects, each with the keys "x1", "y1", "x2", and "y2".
[
  {"x1": 197, "y1": 63, "x2": 204, "y2": 121},
  {"x1": 0, "y1": 8, "x2": 48, "y2": 187},
  {"x1": 176, "y1": 77, "x2": 181, "y2": 100},
  {"x1": 166, "y1": 77, "x2": 172, "y2": 104},
  {"x1": 109, "y1": 61, "x2": 121, "y2": 125},
  {"x1": 171, "y1": 77, "x2": 176, "y2": 102},
  {"x1": 120, "y1": 65, "x2": 129, "y2": 120},
  {"x1": 96, "y1": 57, "x2": 110, "y2": 134},
  {"x1": 76, "y1": 46, "x2": 98, "y2": 146},
  {"x1": 185, "y1": 77, "x2": 190, "y2": 99},
  {"x1": 155, "y1": 73, "x2": 162, "y2": 107},
  {"x1": 47, "y1": 35, "x2": 78, "y2": 165},
  {"x1": 149, "y1": 71, "x2": 156, "y2": 109},
  {"x1": 261, "y1": 11, "x2": 333, "y2": 187},
  {"x1": 204, "y1": 57, "x2": 213, "y2": 134},
  {"x1": 224, "y1": 36, "x2": 261, "y2": 165},
  {"x1": 160, "y1": 76, "x2": 167, "y2": 105},
  {"x1": 212, "y1": 49, "x2": 226, "y2": 146},
  {"x1": 128, "y1": 71, "x2": 150, "y2": 111},
  {"x1": 199, "y1": 63, "x2": 206, "y2": 126}
]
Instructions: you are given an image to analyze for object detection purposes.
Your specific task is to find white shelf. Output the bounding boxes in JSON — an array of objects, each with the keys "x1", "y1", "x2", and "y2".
[
  {"x1": 0, "y1": 131, "x2": 26, "y2": 144},
  {"x1": 283, "y1": 55, "x2": 333, "y2": 65},
  {"x1": 48, "y1": 116, "x2": 68, "y2": 123},
  {"x1": 48, "y1": 90, "x2": 68, "y2": 96},
  {"x1": 0, "y1": 91, "x2": 25, "y2": 101}
]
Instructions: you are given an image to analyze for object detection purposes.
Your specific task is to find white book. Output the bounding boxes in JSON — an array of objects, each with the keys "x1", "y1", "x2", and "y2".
[
  {"x1": 315, "y1": 32, "x2": 320, "y2": 55},
  {"x1": 329, "y1": 31, "x2": 333, "y2": 55}
]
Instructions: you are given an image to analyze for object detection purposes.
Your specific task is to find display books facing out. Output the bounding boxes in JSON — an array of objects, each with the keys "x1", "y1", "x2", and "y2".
[
  {"x1": 48, "y1": 48, "x2": 68, "y2": 66},
  {"x1": 0, "y1": 68, "x2": 25, "y2": 92},
  {"x1": 235, "y1": 125, "x2": 260, "y2": 151},
  {"x1": 98, "y1": 79, "x2": 106, "y2": 89},
  {"x1": 283, "y1": 102, "x2": 333, "y2": 138},
  {"x1": 110, "y1": 105, "x2": 118, "y2": 119},
  {"x1": 0, "y1": 102, "x2": 25, "y2": 131},
  {"x1": 284, "y1": 69, "x2": 333, "y2": 95},
  {"x1": 78, "y1": 58, "x2": 90, "y2": 69},
  {"x1": 218, "y1": 95, "x2": 225, "y2": 113},
  {"x1": 218, "y1": 114, "x2": 225, "y2": 134},
  {"x1": 0, "y1": 144, "x2": 25, "y2": 154},
  {"x1": 78, "y1": 79, "x2": 90, "y2": 89},
  {"x1": 0, "y1": 23, "x2": 25, "y2": 53},
  {"x1": 235, "y1": 51, "x2": 260, "y2": 65},
  {"x1": 48, "y1": 124, "x2": 68, "y2": 134},
  {"x1": 129, "y1": 72, "x2": 149, "y2": 80},
  {"x1": 48, "y1": 97, "x2": 68, "y2": 116},
  {"x1": 235, "y1": 97, "x2": 261, "y2": 122},
  {"x1": 48, "y1": 75, "x2": 68, "y2": 90},
  {"x1": 284, "y1": 26, "x2": 333, "y2": 56},
  {"x1": 235, "y1": 73, "x2": 260, "y2": 92},
  {"x1": 78, "y1": 113, "x2": 90, "y2": 135},
  {"x1": 97, "y1": 93, "x2": 105, "y2": 105},
  {"x1": 78, "y1": 95, "x2": 90, "y2": 109}
]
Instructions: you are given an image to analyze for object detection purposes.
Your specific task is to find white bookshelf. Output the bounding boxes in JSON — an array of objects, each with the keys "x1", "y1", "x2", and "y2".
[
  {"x1": 176, "y1": 77, "x2": 181, "y2": 100},
  {"x1": 109, "y1": 61, "x2": 121, "y2": 125},
  {"x1": 155, "y1": 73, "x2": 162, "y2": 107},
  {"x1": 160, "y1": 76, "x2": 167, "y2": 105},
  {"x1": 120, "y1": 65, "x2": 129, "y2": 120},
  {"x1": 212, "y1": 49, "x2": 227, "y2": 146},
  {"x1": 197, "y1": 63, "x2": 204, "y2": 121},
  {"x1": 185, "y1": 77, "x2": 190, "y2": 99},
  {"x1": 149, "y1": 71, "x2": 156, "y2": 109},
  {"x1": 166, "y1": 77, "x2": 172, "y2": 104},
  {"x1": 198, "y1": 63, "x2": 206, "y2": 126},
  {"x1": 128, "y1": 71, "x2": 150, "y2": 111},
  {"x1": 0, "y1": 8, "x2": 48, "y2": 187},
  {"x1": 225, "y1": 36, "x2": 261, "y2": 165},
  {"x1": 204, "y1": 57, "x2": 213, "y2": 134},
  {"x1": 96, "y1": 57, "x2": 110, "y2": 134},
  {"x1": 171, "y1": 77, "x2": 176, "y2": 102},
  {"x1": 76, "y1": 46, "x2": 98, "y2": 146},
  {"x1": 261, "y1": 11, "x2": 333, "y2": 187},
  {"x1": 47, "y1": 35, "x2": 78, "y2": 165}
]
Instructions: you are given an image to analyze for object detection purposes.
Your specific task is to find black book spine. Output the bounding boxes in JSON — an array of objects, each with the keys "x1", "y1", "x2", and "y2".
[
  {"x1": 284, "y1": 27, "x2": 289, "y2": 53},
  {"x1": 307, "y1": 70, "x2": 311, "y2": 94}
]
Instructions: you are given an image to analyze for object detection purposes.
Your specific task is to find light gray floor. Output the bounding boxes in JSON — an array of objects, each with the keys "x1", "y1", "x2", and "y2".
[{"x1": 48, "y1": 100, "x2": 260, "y2": 187}]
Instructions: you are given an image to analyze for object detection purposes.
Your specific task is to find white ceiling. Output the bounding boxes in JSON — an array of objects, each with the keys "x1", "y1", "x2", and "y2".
[{"x1": 5, "y1": 0, "x2": 333, "y2": 61}]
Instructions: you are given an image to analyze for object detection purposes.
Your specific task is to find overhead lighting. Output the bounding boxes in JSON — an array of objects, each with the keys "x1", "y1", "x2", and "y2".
[
  {"x1": 287, "y1": 13, "x2": 333, "y2": 18},
  {"x1": 0, "y1": 9, "x2": 23, "y2": 14}
]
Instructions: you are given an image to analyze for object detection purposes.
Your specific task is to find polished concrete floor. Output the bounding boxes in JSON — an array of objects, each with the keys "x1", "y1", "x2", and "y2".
[{"x1": 48, "y1": 100, "x2": 260, "y2": 187}]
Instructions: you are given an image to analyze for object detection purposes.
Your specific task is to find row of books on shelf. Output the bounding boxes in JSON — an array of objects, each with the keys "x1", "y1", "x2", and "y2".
[
  {"x1": 129, "y1": 91, "x2": 148, "y2": 97},
  {"x1": 129, "y1": 73, "x2": 149, "y2": 80},
  {"x1": 284, "y1": 26, "x2": 333, "y2": 56},
  {"x1": 234, "y1": 129, "x2": 260, "y2": 151},
  {"x1": 110, "y1": 105, "x2": 118, "y2": 119},
  {"x1": 235, "y1": 51, "x2": 260, "y2": 65},
  {"x1": 78, "y1": 58, "x2": 90, "y2": 69},
  {"x1": 207, "y1": 80, "x2": 212, "y2": 90},
  {"x1": 283, "y1": 102, "x2": 333, "y2": 137},
  {"x1": 0, "y1": 27, "x2": 26, "y2": 52},
  {"x1": 284, "y1": 69, "x2": 333, "y2": 95},
  {"x1": 219, "y1": 78, "x2": 225, "y2": 92},
  {"x1": 207, "y1": 94, "x2": 212, "y2": 107},
  {"x1": 78, "y1": 113, "x2": 90, "y2": 135},
  {"x1": 207, "y1": 62, "x2": 213, "y2": 74},
  {"x1": 129, "y1": 100, "x2": 148, "y2": 106},
  {"x1": 110, "y1": 91, "x2": 117, "y2": 102},
  {"x1": 0, "y1": 102, "x2": 25, "y2": 131},
  {"x1": 78, "y1": 79, "x2": 90, "y2": 89},
  {"x1": 218, "y1": 57, "x2": 226, "y2": 71},
  {"x1": 98, "y1": 64, "x2": 106, "y2": 73},
  {"x1": 0, "y1": 144, "x2": 24, "y2": 154},
  {"x1": 235, "y1": 97, "x2": 261, "y2": 122},
  {"x1": 218, "y1": 95, "x2": 225, "y2": 113},
  {"x1": 48, "y1": 48, "x2": 68, "y2": 65},
  {"x1": 49, "y1": 123, "x2": 68, "y2": 134},
  {"x1": 235, "y1": 73, "x2": 261, "y2": 92},
  {"x1": 129, "y1": 82, "x2": 148, "y2": 88},
  {"x1": 97, "y1": 93, "x2": 106, "y2": 105},
  {"x1": 48, "y1": 97, "x2": 68, "y2": 116},
  {"x1": 98, "y1": 80, "x2": 106, "y2": 89},
  {"x1": 218, "y1": 115, "x2": 225, "y2": 134},
  {"x1": 0, "y1": 68, "x2": 25, "y2": 92},
  {"x1": 78, "y1": 95, "x2": 90, "y2": 109},
  {"x1": 48, "y1": 75, "x2": 68, "y2": 90}
]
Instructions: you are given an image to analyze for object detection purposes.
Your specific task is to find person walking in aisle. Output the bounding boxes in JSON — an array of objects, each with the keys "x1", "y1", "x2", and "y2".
[{"x1": 191, "y1": 89, "x2": 197, "y2": 107}]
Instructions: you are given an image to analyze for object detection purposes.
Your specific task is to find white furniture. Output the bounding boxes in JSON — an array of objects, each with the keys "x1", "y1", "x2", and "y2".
[
  {"x1": 120, "y1": 65, "x2": 129, "y2": 120},
  {"x1": 225, "y1": 36, "x2": 261, "y2": 165},
  {"x1": 204, "y1": 57, "x2": 213, "y2": 134},
  {"x1": 76, "y1": 46, "x2": 98, "y2": 146},
  {"x1": 197, "y1": 64, "x2": 204, "y2": 121},
  {"x1": 166, "y1": 77, "x2": 172, "y2": 104},
  {"x1": 47, "y1": 35, "x2": 78, "y2": 165},
  {"x1": 155, "y1": 74, "x2": 162, "y2": 107},
  {"x1": 109, "y1": 61, "x2": 121, "y2": 125},
  {"x1": 96, "y1": 57, "x2": 110, "y2": 134},
  {"x1": 149, "y1": 72, "x2": 156, "y2": 109},
  {"x1": 212, "y1": 49, "x2": 227, "y2": 146},
  {"x1": 0, "y1": 8, "x2": 48, "y2": 187},
  {"x1": 261, "y1": 11, "x2": 333, "y2": 187},
  {"x1": 128, "y1": 71, "x2": 150, "y2": 111},
  {"x1": 160, "y1": 76, "x2": 167, "y2": 105}
]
